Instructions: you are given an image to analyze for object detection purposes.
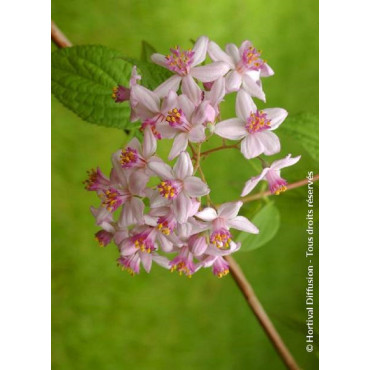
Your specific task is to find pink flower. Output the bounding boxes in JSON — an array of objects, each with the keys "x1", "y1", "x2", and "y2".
[
  {"x1": 90, "y1": 206, "x2": 116, "y2": 247},
  {"x1": 196, "y1": 201, "x2": 259, "y2": 249},
  {"x1": 117, "y1": 251, "x2": 169, "y2": 275},
  {"x1": 151, "y1": 36, "x2": 230, "y2": 99},
  {"x1": 158, "y1": 94, "x2": 208, "y2": 160},
  {"x1": 84, "y1": 167, "x2": 110, "y2": 191},
  {"x1": 208, "y1": 40, "x2": 274, "y2": 101},
  {"x1": 241, "y1": 154, "x2": 301, "y2": 196},
  {"x1": 112, "y1": 66, "x2": 141, "y2": 103},
  {"x1": 130, "y1": 87, "x2": 178, "y2": 139},
  {"x1": 169, "y1": 245, "x2": 196, "y2": 277},
  {"x1": 149, "y1": 152, "x2": 210, "y2": 223},
  {"x1": 215, "y1": 90, "x2": 287, "y2": 159},
  {"x1": 113, "y1": 127, "x2": 161, "y2": 195}
]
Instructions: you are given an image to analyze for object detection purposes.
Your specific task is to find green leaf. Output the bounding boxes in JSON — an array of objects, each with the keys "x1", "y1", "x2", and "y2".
[
  {"x1": 141, "y1": 41, "x2": 157, "y2": 62},
  {"x1": 51, "y1": 45, "x2": 134, "y2": 129},
  {"x1": 279, "y1": 113, "x2": 319, "y2": 162},
  {"x1": 125, "y1": 57, "x2": 172, "y2": 90},
  {"x1": 237, "y1": 202, "x2": 280, "y2": 251}
]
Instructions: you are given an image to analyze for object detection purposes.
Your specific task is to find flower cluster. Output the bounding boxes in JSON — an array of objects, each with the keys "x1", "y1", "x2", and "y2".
[{"x1": 85, "y1": 36, "x2": 300, "y2": 278}]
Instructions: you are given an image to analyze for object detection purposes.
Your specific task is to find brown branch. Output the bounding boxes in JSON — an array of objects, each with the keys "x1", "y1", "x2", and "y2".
[
  {"x1": 241, "y1": 174, "x2": 319, "y2": 203},
  {"x1": 199, "y1": 143, "x2": 239, "y2": 157},
  {"x1": 225, "y1": 256, "x2": 300, "y2": 370},
  {"x1": 51, "y1": 20, "x2": 72, "y2": 48}
]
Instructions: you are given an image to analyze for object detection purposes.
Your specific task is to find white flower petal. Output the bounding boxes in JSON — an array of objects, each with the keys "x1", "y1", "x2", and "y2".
[
  {"x1": 173, "y1": 192, "x2": 192, "y2": 224},
  {"x1": 182, "y1": 75, "x2": 202, "y2": 105},
  {"x1": 141, "y1": 252, "x2": 153, "y2": 273},
  {"x1": 154, "y1": 75, "x2": 182, "y2": 98},
  {"x1": 241, "y1": 168, "x2": 269, "y2": 197},
  {"x1": 218, "y1": 201, "x2": 242, "y2": 220},
  {"x1": 225, "y1": 43, "x2": 240, "y2": 64},
  {"x1": 191, "y1": 62, "x2": 230, "y2": 83},
  {"x1": 225, "y1": 71, "x2": 242, "y2": 93},
  {"x1": 148, "y1": 160, "x2": 174, "y2": 180},
  {"x1": 168, "y1": 132, "x2": 189, "y2": 160},
  {"x1": 131, "y1": 84, "x2": 160, "y2": 114},
  {"x1": 208, "y1": 41, "x2": 235, "y2": 67},
  {"x1": 191, "y1": 35, "x2": 209, "y2": 66},
  {"x1": 151, "y1": 53, "x2": 169, "y2": 68},
  {"x1": 264, "y1": 108, "x2": 288, "y2": 130},
  {"x1": 188, "y1": 124, "x2": 206, "y2": 143},
  {"x1": 261, "y1": 63, "x2": 274, "y2": 77},
  {"x1": 236, "y1": 89, "x2": 256, "y2": 121},
  {"x1": 174, "y1": 151, "x2": 193, "y2": 179},
  {"x1": 271, "y1": 154, "x2": 301, "y2": 170},
  {"x1": 142, "y1": 126, "x2": 157, "y2": 158},
  {"x1": 242, "y1": 74, "x2": 265, "y2": 102},
  {"x1": 214, "y1": 118, "x2": 246, "y2": 140},
  {"x1": 257, "y1": 131, "x2": 281, "y2": 156},
  {"x1": 183, "y1": 176, "x2": 210, "y2": 197},
  {"x1": 240, "y1": 135, "x2": 264, "y2": 159},
  {"x1": 227, "y1": 216, "x2": 259, "y2": 234},
  {"x1": 195, "y1": 207, "x2": 218, "y2": 221}
]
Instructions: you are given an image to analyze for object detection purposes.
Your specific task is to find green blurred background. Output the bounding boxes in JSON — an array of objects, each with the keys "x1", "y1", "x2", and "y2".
[{"x1": 51, "y1": 0, "x2": 319, "y2": 369}]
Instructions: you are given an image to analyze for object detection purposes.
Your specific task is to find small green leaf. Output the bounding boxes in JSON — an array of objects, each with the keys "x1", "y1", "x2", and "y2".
[
  {"x1": 141, "y1": 41, "x2": 157, "y2": 62},
  {"x1": 280, "y1": 113, "x2": 319, "y2": 162},
  {"x1": 237, "y1": 202, "x2": 280, "y2": 251},
  {"x1": 51, "y1": 45, "x2": 134, "y2": 129}
]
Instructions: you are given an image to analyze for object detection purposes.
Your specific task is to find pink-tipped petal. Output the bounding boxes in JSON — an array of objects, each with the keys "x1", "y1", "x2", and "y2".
[
  {"x1": 148, "y1": 160, "x2": 174, "y2": 180},
  {"x1": 257, "y1": 131, "x2": 281, "y2": 156},
  {"x1": 174, "y1": 151, "x2": 193, "y2": 180},
  {"x1": 264, "y1": 108, "x2": 288, "y2": 130},
  {"x1": 141, "y1": 252, "x2": 153, "y2": 273},
  {"x1": 196, "y1": 207, "x2": 218, "y2": 221},
  {"x1": 225, "y1": 43, "x2": 240, "y2": 64},
  {"x1": 191, "y1": 62, "x2": 230, "y2": 83},
  {"x1": 208, "y1": 41, "x2": 235, "y2": 66},
  {"x1": 227, "y1": 216, "x2": 259, "y2": 234},
  {"x1": 242, "y1": 74, "x2": 266, "y2": 102},
  {"x1": 154, "y1": 75, "x2": 182, "y2": 98},
  {"x1": 225, "y1": 71, "x2": 242, "y2": 93},
  {"x1": 168, "y1": 133, "x2": 189, "y2": 160},
  {"x1": 143, "y1": 126, "x2": 157, "y2": 158},
  {"x1": 182, "y1": 75, "x2": 202, "y2": 105},
  {"x1": 173, "y1": 192, "x2": 192, "y2": 224},
  {"x1": 131, "y1": 84, "x2": 160, "y2": 113},
  {"x1": 236, "y1": 89, "x2": 256, "y2": 121},
  {"x1": 188, "y1": 125, "x2": 206, "y2": 143},
  {"x1": 261, "y1": 63, "x2": 274, "y2": 77},
  {"x1": 191, "y1": 36, "x2": 209, "y2": 66},
  {"x1": 151, "y1": 53, "x2": 169, "y2": 68},
  {"x1": 271, "y1": 154, "x2": 301, "y2": 171},
  {"x1": 241, "y1": 168, "x2": 269, "y2": 197},
  {"x1": 214, "y1": 118, "x2": 246, "y2": 140},
  {"x1": 183, "y1": 176, "x2": 210, "y2": 197},
  {"x1": 152, "y1": 254, "x2": 171, "y2": 269},
  {"x1": 241, "y1": 135, "x2": 264, "y2": 159},
  {"x1": 218, "y1": 201, "x2": 242, "y2": 220}
]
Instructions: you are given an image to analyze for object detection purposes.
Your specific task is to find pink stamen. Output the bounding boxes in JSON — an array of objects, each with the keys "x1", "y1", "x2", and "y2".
[
  {"x1": 158, "y1": 180, "x2": 182, "y2": 199},
  {"x1": 120, "y1": 147, "x2": 145, "y2": 169},
  {"x1": 246, "y1": 110, "x2": 271, "y2": 134},
  {"x1": 165, "y1": 46, "x2": 194, "y2": 76}
]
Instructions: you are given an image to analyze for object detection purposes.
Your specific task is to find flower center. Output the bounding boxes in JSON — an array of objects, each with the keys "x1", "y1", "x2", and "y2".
[
  {"x1": 265, "y1": 170, "x2": 288, "y2": 195},
  {"x1": 238, "y1": 46, "x2": 265, "y2": 72},
  {"x1": 132, "y1": 233, "x2": 155, "y2": 253},
  {"x1": 246, "y1": 111, "x2": 271, "y2": 133},
  {"x1": 165, "y1": 108, "x2": 191, "y2": 131},
  {"x1": 165, "y1": 46, "x2": 194, "y2": 76},
  {"x1": 158, "y1": 180, "x2": 181, "y2": 199},
  {"x1": 210, "y1": 228, "x2": 232, "y2": 248},
  {"x1": 102, "y1": 188, "x2": 122, "y2": 212},
  {"x1": 120, "y1": 147, "x2": 142, "y2": 168},
  {"x1": 112, "y1": 85, "x2": 130, "y2": 103}
]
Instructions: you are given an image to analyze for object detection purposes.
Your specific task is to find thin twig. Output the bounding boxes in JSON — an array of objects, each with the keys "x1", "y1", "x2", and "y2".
[
  {"x1": 241, "y1": 174, "x2": 319, "y2": 203},
  {"x1": 200, "y1": 143, "x2": 239, "y2": 157},
  {"x1": 225, "y1": 256, "x2": 300, "y2": 370},
  {"x1": 51, "y1": 20, "x2": 72, "y2": 48}
]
